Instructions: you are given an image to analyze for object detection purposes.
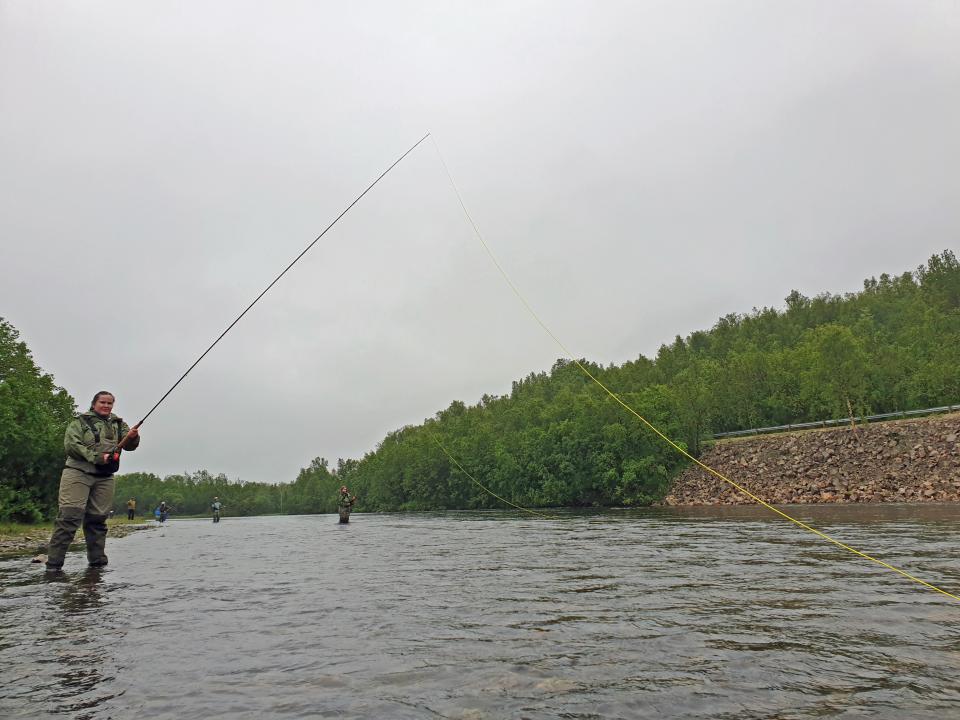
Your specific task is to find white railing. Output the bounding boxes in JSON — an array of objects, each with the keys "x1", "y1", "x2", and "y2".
[{"x1": 712, "y1": 404, "x2": 960, "y2": 439}]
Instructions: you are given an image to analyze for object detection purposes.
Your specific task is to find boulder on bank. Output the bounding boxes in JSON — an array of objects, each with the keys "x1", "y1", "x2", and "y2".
[{"x1": 664, "y1": 413, "x2": 960, "y2": 506}]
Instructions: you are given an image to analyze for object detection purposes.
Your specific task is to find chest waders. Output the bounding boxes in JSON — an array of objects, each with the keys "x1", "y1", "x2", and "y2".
[
  {"x1": 338, "y1": 495, "x2": 354, "y2": 524},
  {"x1": 46, "y1": 417, "x2": 121, "y2": 571}
]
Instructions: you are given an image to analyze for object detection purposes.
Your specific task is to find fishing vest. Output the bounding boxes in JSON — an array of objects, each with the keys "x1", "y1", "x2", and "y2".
[{"x1": 65, "y1": 413, "x2": 124, "y2": 476}]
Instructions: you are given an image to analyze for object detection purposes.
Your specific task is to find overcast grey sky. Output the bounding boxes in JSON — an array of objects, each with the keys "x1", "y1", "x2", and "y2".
[{"x1": 2, "y1": 1, "x2": 958, "y2": 483}]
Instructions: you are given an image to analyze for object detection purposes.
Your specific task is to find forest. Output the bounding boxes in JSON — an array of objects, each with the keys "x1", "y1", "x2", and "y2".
[{"x1": 2, "y1": 251, "x2": 958, "y2": 521}]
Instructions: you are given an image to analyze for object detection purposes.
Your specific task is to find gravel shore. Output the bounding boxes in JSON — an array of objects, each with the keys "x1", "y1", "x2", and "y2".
[{"x1": 0, "y1": 521, "x2": 154, "y2": 559}]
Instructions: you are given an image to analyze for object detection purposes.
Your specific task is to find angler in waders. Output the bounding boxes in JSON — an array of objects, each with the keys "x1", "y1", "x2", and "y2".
[
  {"x1": 337, "y1": 486, "x2": 356, "y2": 524},
  {"x1": 45, "y1": 391, "x2": 141, "y2": 572}
]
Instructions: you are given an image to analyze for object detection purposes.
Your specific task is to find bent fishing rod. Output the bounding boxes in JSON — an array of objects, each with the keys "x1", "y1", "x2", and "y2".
[{"x1": 114, "y1": 133, "x2": 431, "y2": 451}]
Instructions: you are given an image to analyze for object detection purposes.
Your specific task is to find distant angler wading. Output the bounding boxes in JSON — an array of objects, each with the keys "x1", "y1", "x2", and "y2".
[
  {"x1": 338, "y1": 486, "x2": 356, "y2": 524},
  {"x1": 45, "y1": 391, "x2": 141, "y2": 572}
]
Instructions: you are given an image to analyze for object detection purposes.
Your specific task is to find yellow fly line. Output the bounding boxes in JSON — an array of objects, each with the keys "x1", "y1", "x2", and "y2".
[
  {"x1": 429, "y1": 136, "x2": 960, "y2": 603},
  {"x1": 424, "y1": 426, "x2": 554, "y2": 519}
]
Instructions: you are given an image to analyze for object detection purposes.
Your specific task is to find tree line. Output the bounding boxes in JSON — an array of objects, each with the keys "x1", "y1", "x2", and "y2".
[
  {"x1": 112, "y1": 464, "x2": 341, "y2": 519},
  {"x1": 2, "y1": 250, "x2": 958, "y2": 521}
]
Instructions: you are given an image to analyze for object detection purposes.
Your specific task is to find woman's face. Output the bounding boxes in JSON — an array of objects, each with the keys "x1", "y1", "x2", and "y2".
[{"x1": 93, "y1": 394, "x2": 115, "y2": 416}]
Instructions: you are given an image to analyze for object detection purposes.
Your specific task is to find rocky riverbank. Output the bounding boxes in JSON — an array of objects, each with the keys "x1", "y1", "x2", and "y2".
[
  {"x1": 664, "y1": 412, "x2": 960, "y2": 505},
  {"x1": 0, "y1": 521, "x2": 153, "y2": 558}
]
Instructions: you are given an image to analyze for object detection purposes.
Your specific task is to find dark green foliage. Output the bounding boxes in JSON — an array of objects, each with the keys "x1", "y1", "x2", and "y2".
[
  {"x1": 0, "y1": 319, "x2": 77, "y2": 522},
  {"x1": 114, "y1": 470, "x2": 232, "y2": 518},
  {"x1": 113, "y1": 462, "x2": 340, "y2": 518},
  {"x1": 336, "y1": 365, "x2": 685, "y2": 511}
]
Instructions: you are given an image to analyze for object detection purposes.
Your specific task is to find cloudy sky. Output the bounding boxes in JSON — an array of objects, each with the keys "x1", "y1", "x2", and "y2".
[{"x1": 2, "y1": 1, "x2": 958, "y2": 483}]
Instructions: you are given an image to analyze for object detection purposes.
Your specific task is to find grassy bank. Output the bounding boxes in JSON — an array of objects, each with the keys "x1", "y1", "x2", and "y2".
[{"x1": 0, "y1": 517, "x2": 153, "y2": 558}]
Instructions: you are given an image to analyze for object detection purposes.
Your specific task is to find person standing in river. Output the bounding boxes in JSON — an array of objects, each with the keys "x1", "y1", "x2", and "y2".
[
  {"x1": 337, "y1": 486, "x2": 356, "y2": 524},
  {"x1": 211, "y1": 497, "x2": 223, "y2": 523},
  {"x1": 45, "y1": 391, "x2": 141, "y2": 572}
]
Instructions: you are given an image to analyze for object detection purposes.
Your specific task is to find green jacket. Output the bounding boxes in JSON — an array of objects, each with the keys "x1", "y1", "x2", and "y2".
[
  {"x1": 337, "y1": 491, "x2": 355, "y2": 510},
  {"x1": 64, "y1": 411, "x2": 139, "y2": 474}
]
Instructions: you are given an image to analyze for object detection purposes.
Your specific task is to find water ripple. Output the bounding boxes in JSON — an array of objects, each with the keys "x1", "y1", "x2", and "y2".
[{"x1": 1, "y1": 506, "x2": 959, "y2": 718}]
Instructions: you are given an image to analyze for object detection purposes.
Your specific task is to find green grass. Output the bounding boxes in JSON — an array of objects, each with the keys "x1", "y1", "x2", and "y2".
[
  {"x1": 0, "y1": 516, "x2": 151, "y2": 540},
  {"x1": 0, "y1": 522, "x2": 51, "y2": 539}
]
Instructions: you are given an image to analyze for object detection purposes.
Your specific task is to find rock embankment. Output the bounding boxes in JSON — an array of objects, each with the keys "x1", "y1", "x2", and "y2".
[{"x1": 664, "y1": 413, "x2": 960, "y2": 505}]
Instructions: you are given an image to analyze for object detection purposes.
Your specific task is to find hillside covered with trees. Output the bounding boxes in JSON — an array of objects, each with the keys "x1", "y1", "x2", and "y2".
[
  {"x1": 327, "y1": 250, "x2": 960, "y2": 511},
  {"x1": 2, "y1": 251, "x2": 958, "y2": 521}
]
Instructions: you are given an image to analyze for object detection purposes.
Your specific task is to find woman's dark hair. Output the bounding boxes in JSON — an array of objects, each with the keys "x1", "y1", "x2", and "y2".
[{"x1": 90, "y1": 391, "x2": 115, "y2": 411}]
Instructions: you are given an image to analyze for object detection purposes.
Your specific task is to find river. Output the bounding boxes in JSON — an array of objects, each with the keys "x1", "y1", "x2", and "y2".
[{"x1": 1, "y1": 505, "x2": 959, "y2": 719}]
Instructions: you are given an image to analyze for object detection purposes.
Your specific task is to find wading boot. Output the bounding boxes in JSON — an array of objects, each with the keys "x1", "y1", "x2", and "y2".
[
  {"x1": 45, "y1": 507, "x2": 85, "y2": 571},
  {"x1": 83, "y1": 514, "x2": 110, "y2": 567}
]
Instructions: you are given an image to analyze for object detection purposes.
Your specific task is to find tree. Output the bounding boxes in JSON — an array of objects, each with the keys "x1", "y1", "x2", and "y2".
[
  {"x1": 667, "y1": 359, "x2": 717, "y2": 455},
  {"x1": 0, "y1": 318, "x2": 77, "y2": 521},
  {"x1": 797, "y1": 324, "x2": 870, "y2": 421}
]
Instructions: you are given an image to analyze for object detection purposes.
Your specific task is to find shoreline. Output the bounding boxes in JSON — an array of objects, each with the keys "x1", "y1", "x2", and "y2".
[{"x1": 0, "y1": 519, "x2": 154, "y2": 559}]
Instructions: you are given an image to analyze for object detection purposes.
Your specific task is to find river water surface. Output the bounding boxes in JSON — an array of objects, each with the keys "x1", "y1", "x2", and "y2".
[{"x1": 2, "y1": 505, "x2": 959, "y2": 719}]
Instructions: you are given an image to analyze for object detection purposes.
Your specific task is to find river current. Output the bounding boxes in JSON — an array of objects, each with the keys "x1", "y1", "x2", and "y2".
[{"x1": 1, "y1": 505, "x2": 959, "y2": 719}]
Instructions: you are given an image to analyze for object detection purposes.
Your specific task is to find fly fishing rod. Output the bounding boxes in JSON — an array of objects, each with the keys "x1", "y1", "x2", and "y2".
[{"x1": 115, "y1": 133, "x2": 431, "y2": 451}]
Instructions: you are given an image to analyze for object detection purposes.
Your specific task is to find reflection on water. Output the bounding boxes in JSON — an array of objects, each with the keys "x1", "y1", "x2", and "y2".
[
  {"x1": 2, "y1": 567, "x2": 126, "y2": 719},
  {"x1": 1, "y1": 505, "x2": 959, "y2": 719},
  {"x1": 46, "y1": 568, "x2": 120, "y2": 719}
]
